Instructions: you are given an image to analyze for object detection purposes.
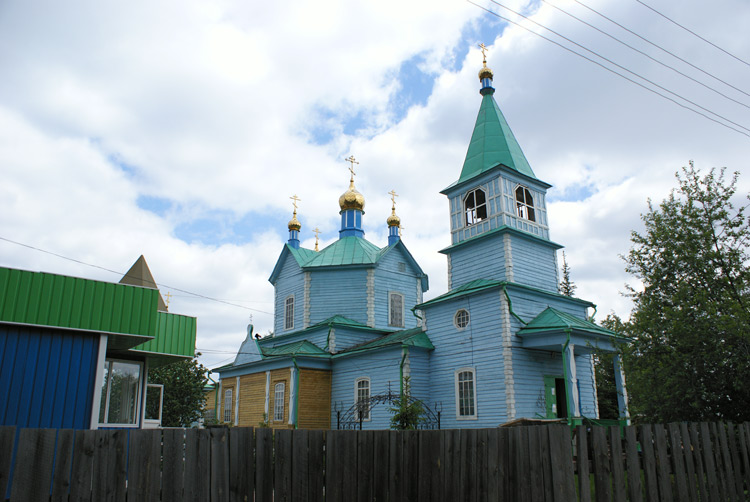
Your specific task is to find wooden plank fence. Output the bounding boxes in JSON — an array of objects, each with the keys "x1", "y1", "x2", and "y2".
[{"x1": 2, "y1": 422, "x2": 750, "y2": 501}]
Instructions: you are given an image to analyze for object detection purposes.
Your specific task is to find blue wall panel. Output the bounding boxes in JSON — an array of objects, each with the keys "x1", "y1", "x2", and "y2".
[{"x1": 0, "y1": 325, "x2": 99, "y2": 429}]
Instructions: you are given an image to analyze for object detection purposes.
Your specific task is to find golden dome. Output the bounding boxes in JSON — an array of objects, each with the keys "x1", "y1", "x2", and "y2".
[
  {"x1": 339, "y1": 179, "x2": 366, "y2": 212},
  {"x1": 288, "y1": 210, "x2": 301, "y2": 231},
  {"x1": 478, "y1": 64, "x2": 494, "y2": 81},
  {"x1": 387, "y1": 205, "x2": 400, "y2": 227}
]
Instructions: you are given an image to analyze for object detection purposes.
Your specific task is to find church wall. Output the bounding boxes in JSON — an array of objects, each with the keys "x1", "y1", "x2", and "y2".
[
  {"x1": 263, "y1": 325, "x2": 331, "y2": 352},
  {"x1": 308, "y1": 268, "x2": 369, "y2": 326},
  {"x1": 576, "y1": 353, "x2": 598, "y2": 418},
  {"x1": 422, "y1": 291, "x2": 507, "y2": 428},
  {"x1": 298, "y1": 368, "x2": 331, "y2": 429},
  {"x1": 405, "y1": 348, "x2": 431, "y2": 406},
  {"x1": 508, "y1": 235, "x2": 558, "y2": 292},
  {"x1": 328, "y1": 326, "x2": 382, "y2": 352},
  {"x1": 330, "y1": 348, "x2": 403, "y2": 429},
  {"x1": 273, "y1": 257, "x2": 305, "y2": 335},
  {"x1": 237, "y1": 372, "x2": 266, "y2": 427},
  {"x1": 373, "y1": 247, "x2": 421, "y2": 330},
  {"x1": 445, "y1": 234, "x2": 507, "y2": 288}
]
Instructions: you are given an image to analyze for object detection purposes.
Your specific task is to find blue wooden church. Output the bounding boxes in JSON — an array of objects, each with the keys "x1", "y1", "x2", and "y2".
[{"x1": 215, "y1": 55, "x2": 628, "y2": 429}]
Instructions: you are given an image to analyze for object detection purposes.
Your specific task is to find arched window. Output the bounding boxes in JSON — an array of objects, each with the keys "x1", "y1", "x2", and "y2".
[
  {"x1": 464, "y1": 188, "x2": 487, "y2": 226},
  {"x1": 223, "y1": 388, "x2": 233, "y2": 423},
  {"x1": 454, "y1": 368, "x2": 477, "y2": 419},
  {"x1": 284, "y1": 295, "x2": 294, "y2": 330},
  {"x1": 273, "y1": 382, "x2": 285, "y2": 421},
  {"x1": 355, "y1": 377, "x2": 371, "y2": 421},
  {"x1": 389, "y1": 292, "x2": 404, "y2": 327},
  {"x1": 515, "y1": 186, "x2": 536, "y2": 222}
]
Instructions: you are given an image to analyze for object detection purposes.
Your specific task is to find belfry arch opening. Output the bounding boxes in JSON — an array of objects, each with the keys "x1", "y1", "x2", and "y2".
[
  {"x1": 464, "y1": 187, "x2": 487, "y2": 226},
  {"x1": 515, "y1": 185, "x2": 535, "y2": 222}
]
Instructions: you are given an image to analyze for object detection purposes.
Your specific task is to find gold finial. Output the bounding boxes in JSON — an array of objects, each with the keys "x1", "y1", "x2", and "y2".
[
  {"x1": 165, "y1": 291, "x2": 172, "y2": 308},
  {"x1": 288, "y1": 195, "x2": 302, "y2": 231},
  {"x1": 314, "y1": 227, "x2": 321, "y2": 251},
  {"x1": 345, "y1": 155, "x2": 359, "y2": 183},
  {"x1": 478, "y1": 43, "x2": 488, "y2": 65},
  {"x1": 387, "y1": 189, "x2": 401, "y2": 228},
  {"x1": 339, "y1": 156, "x2": 365, "y2": 211}
]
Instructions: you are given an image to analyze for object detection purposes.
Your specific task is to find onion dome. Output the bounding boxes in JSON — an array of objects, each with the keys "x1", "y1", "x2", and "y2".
[
  {"x1": 288, "y1": 210, "x2": 301, "y2": 231},
  {"x1": 339, "y1": 178, "x2": 366, "y2": 212},
  {"x1": 478, "y1": 64, "x2": 494, "y2": 81},
  {"x1": 387, "y1": 205, "x2": 400, "y2": 227}
]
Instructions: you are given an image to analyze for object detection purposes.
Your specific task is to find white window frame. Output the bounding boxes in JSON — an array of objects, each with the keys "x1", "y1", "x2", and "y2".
[
  {"x1": 454, "y1": 367, "x2": 478, "y2": 420},
  {"x1": 389, "y1": 291, "x2": 404, "y2": 328},
  {"x1": 515, "y1": 185, "x2": 536, "y2": 222},
  {"x1": 98, "y1": 358, "x2": 144, "y2": 428},
  {"x1": 454, "y1": 309, "x2": 470, "y2": 330},
  {"x1": 464, "y1": 187, "x2": 488, "y2": 226},
  {"x1": 284, "y1": 295, "x2": 295, "y2": 330},
  {"x1": 273, "y1": 382, "x2": 285, "y2": 421},
  {"x1": 354, "y1": 377, "x2": 371, "y2": 421},
  {"x1": 223, "y1": 388, "x2": 233, "y2": 423}
]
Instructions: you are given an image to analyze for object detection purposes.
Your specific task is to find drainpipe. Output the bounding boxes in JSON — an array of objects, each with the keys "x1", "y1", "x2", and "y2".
[
  {"x1": 502, "y1": 285, "x2": 527, "y2": 325},
  {"x1": 410, "y1": 307, "x2": 424, "y2": 328},
  {"x1": 588, "y1": 304, "x2": 598, "y2": 322},
  {"x1": 293, "y1": 357, "x2": 300, "y2": 429},
  {"x1": 324, "y1": 322, "x2": 334, "y2": 352},
  {"x1": 561, "y1": 328, "x2": 572, "y2": 424}
]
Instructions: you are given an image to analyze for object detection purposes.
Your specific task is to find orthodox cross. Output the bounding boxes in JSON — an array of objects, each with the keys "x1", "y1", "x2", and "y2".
[
  {"x1": 388, "y1": 189, "x2": 398, "y2": 206},
  {"x1": 345, "y1": 155, "x2": 359, "y2": 179},
  {"x1": 164, "y1": 291, "x2": 172, "y2": 308},
  {"x1": 314, "y1": 227, "x2": 321, "y2": 251},
  {"x1": 399, "y1": 225, "x2": 405, "y2": 237},
  {"x1": 478, "y1": 43, "x2": 489, "y2": 65},
  {"x1": 290, "y1": 194, "x2": 301, "y2": 211}
]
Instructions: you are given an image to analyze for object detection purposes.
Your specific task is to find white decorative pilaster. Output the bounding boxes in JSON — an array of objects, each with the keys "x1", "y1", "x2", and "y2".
[
  {"x1": 304, "y1": 272, "x2": 311, "y2": 328},
  {"x1": 589, "y1": 354, "x2": 600, "y2": 419},
  {"x1": 289, "y1": 367, "x2": 296, "y2": 426},
  {"x1": 235, "y1": 376, "x2": 240, "y2": 426},
  {"x1": 499, "y1": 293, "x2": 516, "y2": 420},
  {"x1": 446, "y1": 254, "x2": 452, "y2": 290},
  {"x1": 503, "y1": 233, "x2": 514, "y2": 282},
  {"x1": 264, "y1": 371, "x2": 270, "y2": 419},
  {"x1": 367, "y1": 269, "x2": 375, "y2": 327}
]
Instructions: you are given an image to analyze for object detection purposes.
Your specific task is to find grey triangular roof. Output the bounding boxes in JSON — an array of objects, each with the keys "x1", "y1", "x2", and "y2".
[{"x1": 120, "y1": 255, "x2": 167, "y2": 312}]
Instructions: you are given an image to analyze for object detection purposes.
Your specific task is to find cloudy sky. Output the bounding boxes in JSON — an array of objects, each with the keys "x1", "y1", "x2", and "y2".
[{"x1": 1, "y1": 0, "x2": 748, "y2": 369}]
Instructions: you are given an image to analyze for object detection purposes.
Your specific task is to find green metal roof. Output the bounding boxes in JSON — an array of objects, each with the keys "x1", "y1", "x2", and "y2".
[
  {"x1": 288, "y1": 246, "x2": 317, "y2": 266},
  {"x1": 454, "y1": 93, "x2": 536, "y2": 185},
  {"x1": 417, "y1": 279, "x2": 502, "y2": 308},
  {"x1": 0, "y1": 266, "x2": 158, "y2": 337},
  {"x1": 438, "y1": 226, "x2": 563, "y2": 255},
  {"x1": 303, "y1": 236, "x2": 382, "y2": 267},
  {"x1": 131, "y1": 311, "x2": 197, "y2": 357},
  {"x1": 518, "y1": 307, "x2": 616, "y2": 337},
  {"x1": 262, "y1": 340, "x2": 329, "y2": 358},
  {"x1": 335, "y1": 327, "x2": 434, "y2": 356},
  {"x1": 258, "y1": 314, "x2": 384, "y2": 344}
]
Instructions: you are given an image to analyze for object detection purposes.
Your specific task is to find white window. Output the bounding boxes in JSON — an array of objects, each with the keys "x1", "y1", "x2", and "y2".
[
  {"x1": 224, "y1": 388, "x2": 233, "y2": 423},
  {"x1": 274, "y1": 382, "x2": 285, "y2": 421},
  {"x1": 355, "y1": 377, "x2": 371, "y2": 421},
  {"x1": 515, "y1": 186, "x2": 536, "y2": 222},
  {"x1": 284, "y1": 295, "x2": 294, "y2": 330},
  {"x1": 389, "y1": 292, "x2": 404, "y2": 327},
  {"x1": 98, "y1": 359, "x2": 143, "y2": 426},
  {"x1": 464, "y1": 188, "x2": 488, "y2": 226},
  {"x1": 455, "y1": 368, "x2": 477, "y2": 419},
  {"x1": 454, "y1": 309, "x2": 470, "y2": 329}
]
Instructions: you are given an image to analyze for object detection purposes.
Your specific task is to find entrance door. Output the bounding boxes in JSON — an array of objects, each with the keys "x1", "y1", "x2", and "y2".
[{"x1": 543, "y1": 376, "x2": 568, "y2": 419}]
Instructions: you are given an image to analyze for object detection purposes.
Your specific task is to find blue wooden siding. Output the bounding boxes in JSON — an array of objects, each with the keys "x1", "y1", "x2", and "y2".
[
  {"x1": 273, "y1": 255, "x2": 305, "y2": 335},
  {"x1": 0, "y1": 325, "x2": 99, "y2": 429},
  {"x1": 373, "y1": 247, "x2": 421, "y2": 330},
  {"x1": 331, "y1": 348, "x2": 403, "y2": 429},
  {"x1": 508, "y1": 235, "x2": 558, "y2": 292},
  {"x1": 447, "y1": 234, "x2": 507, "y2": 288},
  {"x1": 308, "y1": 269, "x2": 369, "y2": 326},
  {"x1": 422, "y1": 291, "x2": 507, "y2": 428}
]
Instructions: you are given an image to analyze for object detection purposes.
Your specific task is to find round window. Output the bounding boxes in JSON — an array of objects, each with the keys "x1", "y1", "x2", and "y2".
[{"x1": 454, "y1": 309, "x2": 470, "y2": 329}]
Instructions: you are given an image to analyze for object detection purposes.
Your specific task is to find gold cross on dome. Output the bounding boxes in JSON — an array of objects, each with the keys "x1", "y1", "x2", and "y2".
[
  {"x1": 399, "y1": 225, "x2": 405, "y2": 237},
  {"x1": 165, "y1": 291, "x2": 172, "y2": 307},
  {"x1": 314, "y1": 227, "x2": 321, "y2": 251},
  {"x1": 389, "y1": 189, "x2": 399, "y2": 205},
  {"x1": 345, "y1": 155, "x2": 359, "y2": 179},
  {"x1": 290, "y1": 194, "x2": 301, "y2": 211},
  {"x1": 478, "y1": 43, "x2": 489, "y2": 65}
]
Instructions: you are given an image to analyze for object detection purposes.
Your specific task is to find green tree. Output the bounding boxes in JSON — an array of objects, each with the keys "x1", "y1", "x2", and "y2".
[
  {"x1": 148, "y1": 353, "x2": 209, "y2": 427},
  {"x1": 595, "y1": 314, "x2": 626, "y2": 420},
  {"x1": 389, "y1": 377, "x2": 424, "y2": 430},
  {"x1": 558, "y1": 251, "x2": 577, "y2": 297},
  {"x1": 622, "y1": 164, "x2": 750, "y2": 422}
]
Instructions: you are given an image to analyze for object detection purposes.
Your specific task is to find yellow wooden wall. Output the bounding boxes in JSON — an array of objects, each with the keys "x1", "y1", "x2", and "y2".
[{"x1": 298, "y1": 368, "x2": 331, "y2": 429}]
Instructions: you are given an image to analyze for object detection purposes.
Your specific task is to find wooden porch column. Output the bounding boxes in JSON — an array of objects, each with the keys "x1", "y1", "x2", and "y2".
[
  {"x1": 613, "y1": 354, "x2": 630, "y2": 424},
  {"x1": 563, "y1": 343, "x2": 580, "y2": 417}
]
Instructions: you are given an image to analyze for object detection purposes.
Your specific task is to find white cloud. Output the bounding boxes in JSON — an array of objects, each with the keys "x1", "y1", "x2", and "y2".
[{"x1": 1, "y1": 0, "x2": 748, "y2": 366}]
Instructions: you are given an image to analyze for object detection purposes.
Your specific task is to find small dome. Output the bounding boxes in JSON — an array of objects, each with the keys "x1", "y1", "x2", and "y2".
[
  {"x1": 387, "y1": 207, "x2": 400, "y2": 227},
  {"x1": 478, "y1": 65, "x2": 494, "y2": 81},
  {"x1": 339, "y1": 180, "x2": 366, "y2": 212},
  {"x1": 288, "y1": 211, "x2": 301, "y2": 231}
]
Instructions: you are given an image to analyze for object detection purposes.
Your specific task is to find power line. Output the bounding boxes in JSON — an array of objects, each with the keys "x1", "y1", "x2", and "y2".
[
  {"x1": 572, "y1": 0, "x2": 750, "y2": 98},
  {"x1": 541, "y1": 0, "x2": 750, "y2": 110},
  {"x1": 634, "y1": 0, "x2": 750, "y2": 68},
  {"x1": 486, "y1": 0, "x2": 750, "y2": 134},
  {"x1": 466, "y1": 1, "x2": 750, "y2": 138},
  {"x1": 0, "y1": 236, "x2": 274, "y2": 315}
]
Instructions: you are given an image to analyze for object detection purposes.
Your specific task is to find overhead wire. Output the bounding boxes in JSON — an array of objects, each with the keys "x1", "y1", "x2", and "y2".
[
  {"x1": 572, "y1": 0, "x2": 750, "y2": 98},
  {"x1": 634, "y1": 0, "x2": 750, "y2": 68},
  {"x1": 0, "y1": 235, "x2": 274, "y2": 315},
  {"x1": 541, "y1": 0, "x2": 750, "y2": 110},
  {"x1": 465, "y1": 0, "x2": 750, "y2": 138},
  {"x1": 485, "y1": 0, "x2": 750, "y2": 134}
]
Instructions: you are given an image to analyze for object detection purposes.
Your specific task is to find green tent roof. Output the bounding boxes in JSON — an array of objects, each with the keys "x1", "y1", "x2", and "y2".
[
  {"x1": 518, "y1": 307, "x2": 616, "y2": 337},
  {"x1": 303, "y1": 236, "x2": 382, "y2": 267},
  {"x1": 262, "y1": 340, "x2": 329, "y2": 358},
  {"x1": 335, "y1": 327, "x2": 434, "y2": 356},
  {"x1": 417, "y1": 279, "x2": 502, "y2": 308},
  {"x1": 454, "y1": 92, "x2": 536, "y2": 186}
]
